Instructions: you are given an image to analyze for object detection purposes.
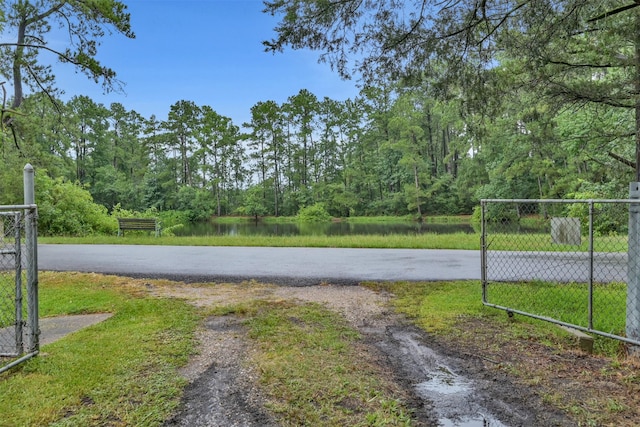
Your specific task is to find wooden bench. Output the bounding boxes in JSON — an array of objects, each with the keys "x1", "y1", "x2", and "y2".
[{"x1": 117, "y1": 218, "x2": 160, "y2": 237}]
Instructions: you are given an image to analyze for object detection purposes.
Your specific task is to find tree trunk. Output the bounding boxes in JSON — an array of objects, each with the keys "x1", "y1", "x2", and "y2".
[
  {"x1": 216, "y1": 182, "x2": 221, "y2": 217},
  {"x1": 414, "y1": 164, "x2": 422, "y2": 217},
  {"x1": 11, "y1": 19, "x2": 27, "y2": 111},
  {"x1": 636, "y1": 15, "x2": 640, "y2": 182}
]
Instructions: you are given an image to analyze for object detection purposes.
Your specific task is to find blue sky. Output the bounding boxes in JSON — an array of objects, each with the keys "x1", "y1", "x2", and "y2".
[{"x1": 54, "y1": 0, "x2": 360, "y2": 126}]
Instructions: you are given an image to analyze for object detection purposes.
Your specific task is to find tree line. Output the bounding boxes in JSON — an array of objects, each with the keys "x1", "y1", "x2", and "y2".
[
  {"x1": 1, "y1": 74, "x2": 634, "y2": 225},
  {"x1": 1, "y1": 1, "x2": 638, "y2": 235}
]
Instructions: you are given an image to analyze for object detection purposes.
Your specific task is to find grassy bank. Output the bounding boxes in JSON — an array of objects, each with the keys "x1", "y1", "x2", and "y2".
[
  {"x1": 39, "y1": 231, "x2": 631, "y2": 252},
  {"x1": 40, "y1": 232, "x2": 481, "y2": 249},
  {"x1": 209, "y1": 215, "x2": 466, "y2": 224},
  {"x1": 365, "y1": 281, "x2": 626, "y2": 356}
]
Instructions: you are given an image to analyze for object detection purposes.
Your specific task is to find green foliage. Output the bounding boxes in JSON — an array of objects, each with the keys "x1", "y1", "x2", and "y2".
[
  {"x1": 296, "y1": 202, "x2": 332, "y2": 222},
  {"x1": 175, "y1": 186, "x2": 215, "y2": 222},
  {"x1": 0, "y1": 161, "x2": 26, "y2": 205},
  {"x1": 236, "y1": 185, "x2": 268, "y2": 220},
  {"x1": 37, "y1": 174, "x2": 117, "y2": 236},
  {"x1": 5, "y1": 41, "x2": 640, "y2": 233},
  {"x1": 90, "y1": 165, "x2": 142, "y2": 211},
  {"x1": 110, "y1": 204, "x2": 188, "y2": 237},
  {"x1": 1, "y1": 1, "x2": 134, "y2": 111},
  {"x1": 156, "y1": 210, "x2": 190, "y2": 229},
  {"x1": 565, "y1": 181, "x2": 628, "y2": 235}
]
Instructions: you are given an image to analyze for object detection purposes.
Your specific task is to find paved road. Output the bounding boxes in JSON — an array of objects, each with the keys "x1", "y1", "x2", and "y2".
[
  {"x1": 38, "y1": 244, "x2": 481, "y2": 285},
  {"x1": 38, "y1": 245, "x2": 628, "y2": 285}
]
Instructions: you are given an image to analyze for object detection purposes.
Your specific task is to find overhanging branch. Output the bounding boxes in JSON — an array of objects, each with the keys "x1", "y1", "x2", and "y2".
[
  {"x1": 0, "y1": 42, "x2": 84, "y2": 67},
  {"x1": 608, "y1": 151, "x2": 636, "y2": 169},
  {"x1": 588, "y1": 2, "x2": 640, "y2": 23}
]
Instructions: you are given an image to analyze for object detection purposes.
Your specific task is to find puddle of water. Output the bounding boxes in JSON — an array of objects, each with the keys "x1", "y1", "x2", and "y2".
[
  {"x1": 416, "y1": 365, "x2": 470, "y2": 396},
  {"x1": 440, "y1": 415, "x2": 506, "y2": 426},
  {"x1": 392, "y1": 329, "x2": 512, "y2": 427},
  {"x1": 415, "y1": 365, "x2": 508, "y2": 427}
]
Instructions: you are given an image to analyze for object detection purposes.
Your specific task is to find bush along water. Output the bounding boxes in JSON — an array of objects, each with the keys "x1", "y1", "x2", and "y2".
[
  {"x1": 297, "y1": 203, "x2": 332, "y2": 222},
  {"x1": 36, "y1": 174, "x2": 117, "y2": 236}
]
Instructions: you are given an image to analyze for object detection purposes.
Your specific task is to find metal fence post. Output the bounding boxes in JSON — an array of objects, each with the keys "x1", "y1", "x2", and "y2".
[
  {"x1": 627, "y1": 183, "x2": 640, "y2": 347},
  {"x1": 480, "y1": 201, "x2": 487, "y2": 303},
  {"x1": 588, "y1": 201, "x2": 594, "y2": 330},
  {"x1": 14, "y1": 211, "x2": 23, "y2": 355},
  {"x1": 23, "y1": 163, "x2": 39, "y2": 353}
]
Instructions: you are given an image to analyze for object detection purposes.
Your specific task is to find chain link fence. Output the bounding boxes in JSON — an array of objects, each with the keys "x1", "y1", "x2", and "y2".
[
  {"x1": 481, "y1": 199, "x2": 640, "y2": 347},
  {"x1": 0, "y1": 166, "x2": 39, "y2": 374}
]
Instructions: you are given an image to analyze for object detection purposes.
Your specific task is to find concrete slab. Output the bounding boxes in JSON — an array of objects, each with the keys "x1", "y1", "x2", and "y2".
[
  {"x1": 0, "y1": 313, "x2": 113, "y2": 352},
  {"x1": 560, "y1": 325, "x2": 594, "y2": 354},
  {"x1": 39, "y1": 313, "x2": 113, "y2": 346}
]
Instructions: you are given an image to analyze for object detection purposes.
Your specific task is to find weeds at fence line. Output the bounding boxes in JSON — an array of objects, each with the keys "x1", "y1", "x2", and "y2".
[{"x1": 487, "y1": 281, "x2": 627, "y2": 354}]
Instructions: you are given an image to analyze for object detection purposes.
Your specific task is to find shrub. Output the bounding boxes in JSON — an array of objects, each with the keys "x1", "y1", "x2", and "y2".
[
  {"x1": 297, "y1": 203, "x2": 332, "y2": 222},
  {"x1": 37, "y1": 174, "x2": 117, "y2": 236},
  {"x1": 565, "y1": 181, "x2": 628, "y2": 235},
  {"x1": 175, "y1": 186, "x2": 215, "y2": 222}
]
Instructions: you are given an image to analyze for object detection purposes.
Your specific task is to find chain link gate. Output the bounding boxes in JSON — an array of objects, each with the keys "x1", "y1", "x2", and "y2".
[
  {"x1": 481, "y1": 199, "x2": 640, "y2": 348},
  {"x1": 0, "y1": 165, "x2": 39, "y2": 374}
]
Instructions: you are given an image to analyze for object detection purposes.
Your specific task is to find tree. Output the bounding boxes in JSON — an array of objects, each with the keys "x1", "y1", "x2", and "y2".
[
  {"x1": 0, "y1": 0, "x2": 134, "y2": 114},
  {"x1": 63, "y1": 95, "x2": 109, "y2": 183},
  {"x1": 388, "y1": 91, "x2": 431, "y2": 217},
  {"x1": 263, "y1": 1, "x2": 640, "y2": 179},
  {"x1": 6, "y1": 92, "x2": 73, "y2": 176},
  {"x1": 286, "y1": 89, "x2": 319, "y2": 188},
  {"x1": 197, "y1": 106, "x2": 241, "y2": 216},
  {"x1": 163, "y1": 100, "x2": 200, "y2": 186},
  {"x1": 245, "y1": 100, "x2": 285, "y2": 215},
  {"x1": 316, "y1": 96, "x2": 343, "y2": 185},
  {"x1": 240, "y1": 184, "x2": 268, "y2": 221}
]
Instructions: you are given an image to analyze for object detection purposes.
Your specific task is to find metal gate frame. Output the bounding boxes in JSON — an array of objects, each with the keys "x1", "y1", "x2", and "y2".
[
  {"x1": 0, "y1": 165, "x2": 39, "y2": 374},
  {"x1": 481, "y1": 198, "x2": 640, "y2": 348}
]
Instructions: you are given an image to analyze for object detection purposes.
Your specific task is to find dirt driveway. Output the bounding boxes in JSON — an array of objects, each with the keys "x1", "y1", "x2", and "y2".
[{"x1": 135, "y1": 281, "x2": 630, "y2": 427}]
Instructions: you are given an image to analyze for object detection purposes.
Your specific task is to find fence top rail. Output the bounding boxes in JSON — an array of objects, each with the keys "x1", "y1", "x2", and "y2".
[
  {"x1": 0, "y1": 204, "x2": 37, "y2": 210},
  {"x1": 481, "y1": 198, "x2": 639, "y2": 204}
]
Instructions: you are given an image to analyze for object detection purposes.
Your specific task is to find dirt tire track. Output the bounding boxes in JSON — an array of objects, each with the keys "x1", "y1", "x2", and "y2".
[{"x1": 156, "y1": 283, "x2": 574, "y2": 426}]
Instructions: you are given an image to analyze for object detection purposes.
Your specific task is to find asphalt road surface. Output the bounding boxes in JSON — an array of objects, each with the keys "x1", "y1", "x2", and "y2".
[
  {"x1": 38, "y1": 244, "x2": 627, "y2": 285},
  {"x1": 38, "y1": 245, "x2": 481, "y2": 285}
]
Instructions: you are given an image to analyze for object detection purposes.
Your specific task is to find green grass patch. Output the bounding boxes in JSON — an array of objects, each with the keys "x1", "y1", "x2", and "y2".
[
  {"x1": 364, "y1": 281, "x2": 495, "y2": 333},
  {"x1": 340, "y1": 215, "x2": 416, "y2": 223},
  {"x1": 0, "y1": 273, "x2": 200, "y2": 427},
  {"x1": 40, "y1": 232, "x2": 481, "y2": 249},
  {"x1": 40, "y1": 228, "x2": 629, "y2": 252},
  {"x1": 421, "y1": 215, "x2": 472, "y2": 223},
  {"x1": 242, "y1": 300, "x2": 413, "y2": 426},
  {"x1": 486, "y1": 281, "x2": 627, "y2": 355},
  {"x1": 365, "y1": 281, "x2": 625, "y2": 356},
  {"x1": 486, "y1": 233, "x2": 628, "y2": 252},
  {"x1": 1, "y1": 275, "x2": 635, "y2": 425}
]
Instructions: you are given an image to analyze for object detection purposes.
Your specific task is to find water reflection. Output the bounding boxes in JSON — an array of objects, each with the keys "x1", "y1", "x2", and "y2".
[{"x1": 173, "y1": 221, "x2": 475, "y2": 237}]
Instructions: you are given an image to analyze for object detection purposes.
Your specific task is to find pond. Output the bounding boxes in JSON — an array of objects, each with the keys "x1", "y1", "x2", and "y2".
[{"x1": 173, "y1": 221, "x2": 476, "y2": 237}]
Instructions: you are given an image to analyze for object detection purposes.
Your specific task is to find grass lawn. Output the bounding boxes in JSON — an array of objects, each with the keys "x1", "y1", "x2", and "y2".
[
  {"x1": 40, "y1": 229, "x2": 629, "y2": 252},
  {"x1": 2, "y1": 275, "x2": 637, "y2": 426},
  {"x1": 39, "y1": 232, "x2": 482, "y2": 249},
  {"x1": 0, "y1": 273, "x2": 200, "y2": 427}
]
